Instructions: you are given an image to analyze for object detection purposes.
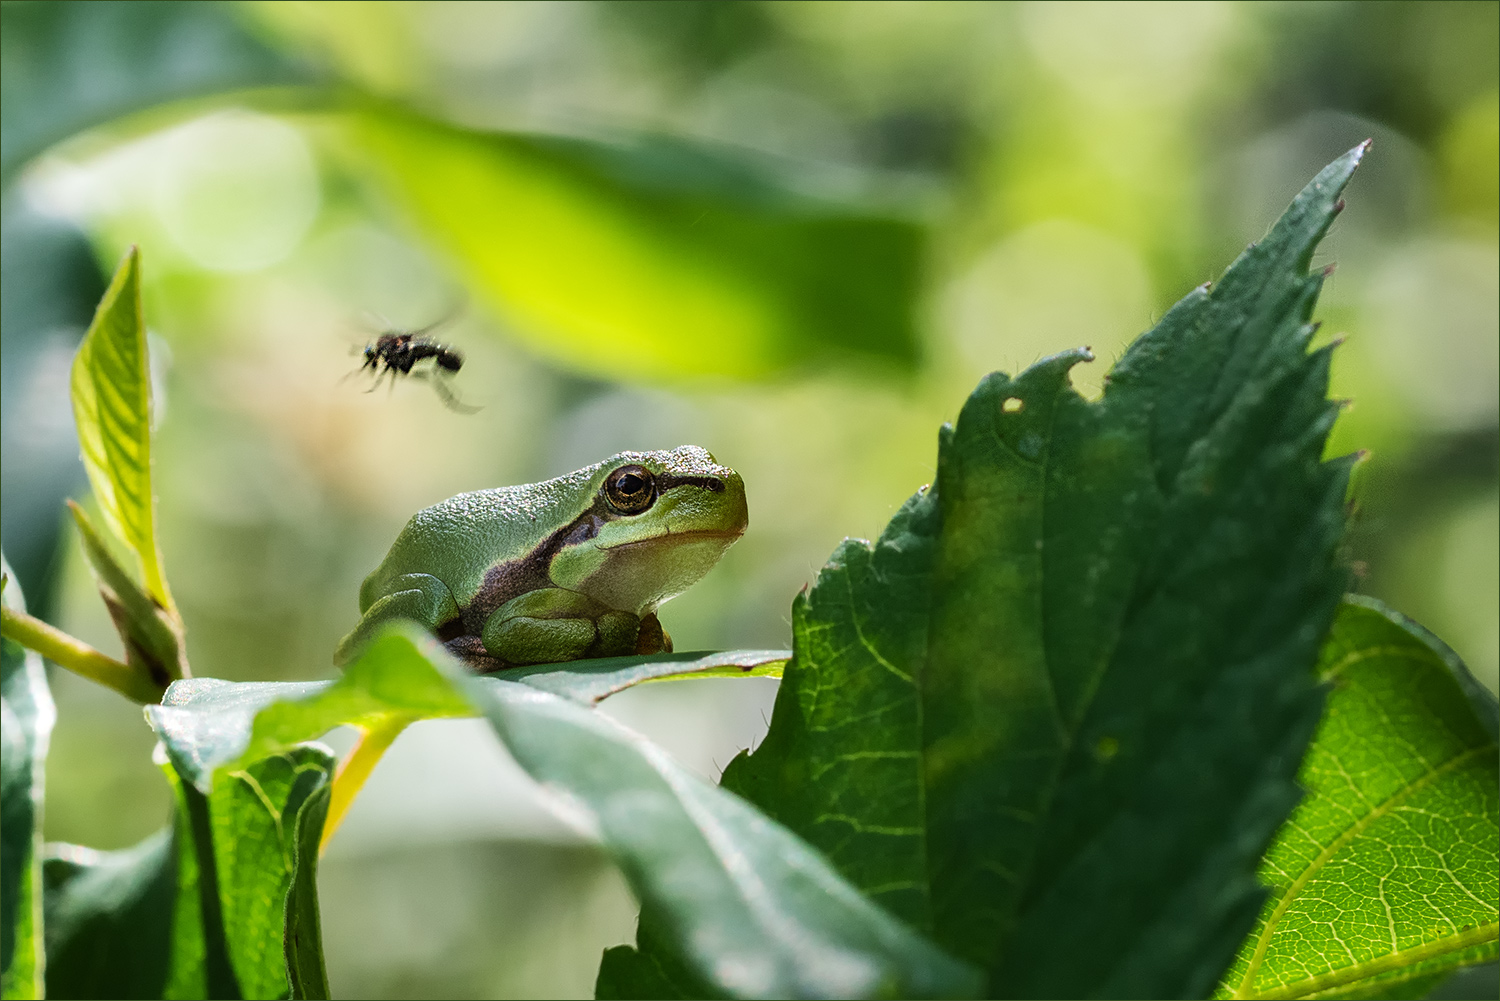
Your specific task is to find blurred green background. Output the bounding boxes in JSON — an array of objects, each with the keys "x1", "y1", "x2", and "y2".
[{"x1": 2, "y1": 2, "x2": 1495, "y2": 997}]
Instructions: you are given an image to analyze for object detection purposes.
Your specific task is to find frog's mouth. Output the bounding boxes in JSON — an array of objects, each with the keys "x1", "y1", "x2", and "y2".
[{"x1": 597, "y1": 527, "x2": 745, "y2": 551}]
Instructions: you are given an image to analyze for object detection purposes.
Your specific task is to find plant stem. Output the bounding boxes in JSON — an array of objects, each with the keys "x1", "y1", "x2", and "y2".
[
  {"x1": 0, "y1": 603, "x2": 163, "y2": 704},
  {"x1": 320, "y1": 715, "x2": 408, "y2": 855}
]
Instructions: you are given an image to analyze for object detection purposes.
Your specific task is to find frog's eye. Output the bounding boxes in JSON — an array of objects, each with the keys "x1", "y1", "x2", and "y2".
[{"x1": 605, "y1": 465, "x2": 656, "y2": 515}]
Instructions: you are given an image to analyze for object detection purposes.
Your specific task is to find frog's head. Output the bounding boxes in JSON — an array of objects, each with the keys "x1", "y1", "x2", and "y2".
[{"x1": 550, "y1": 446, "x2": 748, "y2": 615}]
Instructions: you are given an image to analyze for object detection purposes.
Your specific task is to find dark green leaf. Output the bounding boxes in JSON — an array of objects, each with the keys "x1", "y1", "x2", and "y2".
[
  {"x1": 719, "y1": 487, "x2": 940, "y2": 930},
  {"x1": 723, "y1": 145, "x2": 1367, "y2": 999},
  {"x1": 463, "y1": 671, "x2": 980, "y2": 1000},
  {"x1": 1215, "y1": 598, "x2": 1499, "y2": 1001},
  {"x1": 43, "y1": 760, "x2": 216, "y2": 1000},
  {"x1": 596, "y1": 910, "x2": 716, "y2": 1000},
  {"x1": 350, "y1": 106, "x2": 926, "y2": 381},
  {"x1": 42, "y1": 832, "x2": 180, "y2": 1000},
  {"x1": 41, "y1": 745, "x2": 331, "y2": 1001},
  {"x1": 0, "y1": 0, "x2": 308, "y2": 182},
  {"x1": 1, "y1": 558, "x2": 54, "y2": 1000}
]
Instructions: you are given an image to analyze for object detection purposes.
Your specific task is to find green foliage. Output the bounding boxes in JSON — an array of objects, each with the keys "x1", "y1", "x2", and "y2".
[
  {"x1": 0, "y1": 0, "x2": 306, "y2": 183},
  {"x1": 2, "y1": 83, "x2": 1495, "y2": 1001},
  {"x1": 350, "y1": 106, "x2": 925, "y2": 381},
  {"x1": 506, "y1": 648, "x2": 788, "y2": 704},
  {"x1": 0, "y1": 564, "x2": 53, "y2": 1000},
  {"x1": 707, "y1": 142, "x2": 1364, "y2": 1001},
  {"x1": 42, "y1": 749, "x2": 332, "y2": 1000},
  {"x1": 69, "y1": 247, "x2": 173, "y2": 613},
  {"x1": 1217, "y1": 597, "x2": 1498, "y2": 1000},
  {"x1": 137, "y1": 627, "x2": 976, "y2": 1000}
]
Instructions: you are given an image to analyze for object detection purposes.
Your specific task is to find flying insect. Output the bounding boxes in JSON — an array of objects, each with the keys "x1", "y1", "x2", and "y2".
[{"x1": 355, "y1": 316, "x2": 480, "y2": 414}]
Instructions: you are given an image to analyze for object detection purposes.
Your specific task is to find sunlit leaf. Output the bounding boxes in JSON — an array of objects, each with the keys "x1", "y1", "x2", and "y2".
[
  {"x1": 507, "y1": 648, "x2": 787, "y2": 705},
  {"x1": 719, "y1": 146, "x2": 1367, "y2": 998},
  {"x1": 1, "y1": 559, "x2": 54, "y2": 1000},
  {"x1": 69, "y1": 246, "x2": 175, "y2": 615},
  {"x1": 148, "y1": 628, "x2": 977, "y2": 1000},
  {"x1": 1215, "y1": 597, "x2": 1499, "y2": 1001},
  {"x1": 350, "y1": 106, "x2": 925, "y2": 381},
  {"x1": 147, "y1": 636, "x2": 787, "y2": 786}
]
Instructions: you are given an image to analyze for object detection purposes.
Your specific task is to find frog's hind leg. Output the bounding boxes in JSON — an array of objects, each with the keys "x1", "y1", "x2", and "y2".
[
  {"x1": 481, "y1": 588, "x2": 640, "y2": 666},
  {"x1": 334, "y1": 573, "x2": 459, "y2": 666}
]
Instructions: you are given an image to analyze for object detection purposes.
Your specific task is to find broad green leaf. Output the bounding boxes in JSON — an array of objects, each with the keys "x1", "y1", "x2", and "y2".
[
  {"x1": 722, "y1": 146, "x2": 1366, "y2": 998},
  {"x1": 349, "y1": 106, "x2": 925, "y2": 381},
  {"x1": 42, "y1": 833, "x2": 181, "y2": 1000},
  {"x1": 150, "y1": 627, "x2": 977, "y2": 999},
  {"x1": 1216, "y1": 597, "x2": 1499, "y2": 1001},
  {"x1": 69, "y1": 246, "x2": 177, "y2": 616},
  {"x1": 462, "y1": 672, "x2": 980, "y2": 1000},
  {"x1": 206, "y1": 747, "x2": 332, "y2": 999},
  {"x1": 596, "y1": 908, "x2": 716, "y2": 999},
  {"x1": 148, "y1": 636, "x2": 786, "y2": 788},
  {"x1": 1, "y1": 559, "x2": 55, "y2": 1000},
  {"x1": 0, "y1": 0, "x2": 307, "y2": 182},
  {"x1": 719, "y1": 487, "x2": 940, "y2": 929},
  {"x1": 42, "y1": 749, "x2": 328, "y2": 1000}
]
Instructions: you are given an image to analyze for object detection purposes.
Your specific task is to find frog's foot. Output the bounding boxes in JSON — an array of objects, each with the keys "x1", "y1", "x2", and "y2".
[
  {"x1": 634, "y1": 613, "x2": 673, "y2": 655},
  {"x1": 481, "y1": 588, "x2": 641, "y2": 666},
  {"x1": 335, "y1": 573, "x2": 459, "y2": 667},
  {"x1": 443, "y1": 635, "x2": 506, "y2": 674}
]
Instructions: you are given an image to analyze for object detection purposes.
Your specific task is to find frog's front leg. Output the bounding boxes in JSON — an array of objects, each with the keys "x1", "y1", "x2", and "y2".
[
  {"x1": 334, "y1": 573, "x2": 459, "y2": 666},
  {"x1": 481, "y1": 588, "x2": 641, "y2": 665}
]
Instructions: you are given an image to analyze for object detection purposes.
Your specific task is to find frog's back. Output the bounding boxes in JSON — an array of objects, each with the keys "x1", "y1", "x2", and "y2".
[{"x1": 360, "y1": 466, "x2": 600, "y2": 612}]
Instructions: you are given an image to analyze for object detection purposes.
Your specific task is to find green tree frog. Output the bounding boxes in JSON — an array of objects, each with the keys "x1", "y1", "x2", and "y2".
[{"x1": 334, "y1": 447, "x2": 747, "y2": 671}]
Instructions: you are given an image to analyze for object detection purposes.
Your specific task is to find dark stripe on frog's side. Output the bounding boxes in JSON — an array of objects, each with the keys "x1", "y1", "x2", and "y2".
[
  {"x1": 438, "y1": 474, "x2": 725, "y2": 642},
  {"x1": 446, "y1": 495, "x2": 611, "y2": 638}
]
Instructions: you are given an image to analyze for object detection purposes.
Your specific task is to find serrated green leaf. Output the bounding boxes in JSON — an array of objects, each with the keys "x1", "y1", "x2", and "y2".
[
  {"x1": 350, "y1": 106, "x2": 925, "y2": 381},
  {"x1": 721, "y1": 145, "x2": 1367, "y2": 999},
  {"x1": 69, "y1": 246, "x2": 176, "y2": 615},
  {"x1": 718, "y1": 486, "x2": 941, "y2": 930},
  {"x1": 1216, "y1": 597, "x2": 1499, "y2": 1001},
  {"x1": 1, "y1": 558, "x2": 54, "y2": 1001},
  {"x1": 0, "y1": 0, "x2": 307, "y2": 182}
]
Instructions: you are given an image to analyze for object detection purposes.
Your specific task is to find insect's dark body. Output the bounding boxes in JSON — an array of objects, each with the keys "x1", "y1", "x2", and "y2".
[
  {"x1": 356, "y1": 325, "x2": 481, "y2": 414},
  {"x1": 361, "y1": 332, "x2": 465, "y2": 378}
]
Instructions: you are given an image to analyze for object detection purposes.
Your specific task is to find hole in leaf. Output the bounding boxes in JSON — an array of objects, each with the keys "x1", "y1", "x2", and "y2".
[{"x1": 1002, "y1": 397, "x2": 1024, "y2": 414}]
